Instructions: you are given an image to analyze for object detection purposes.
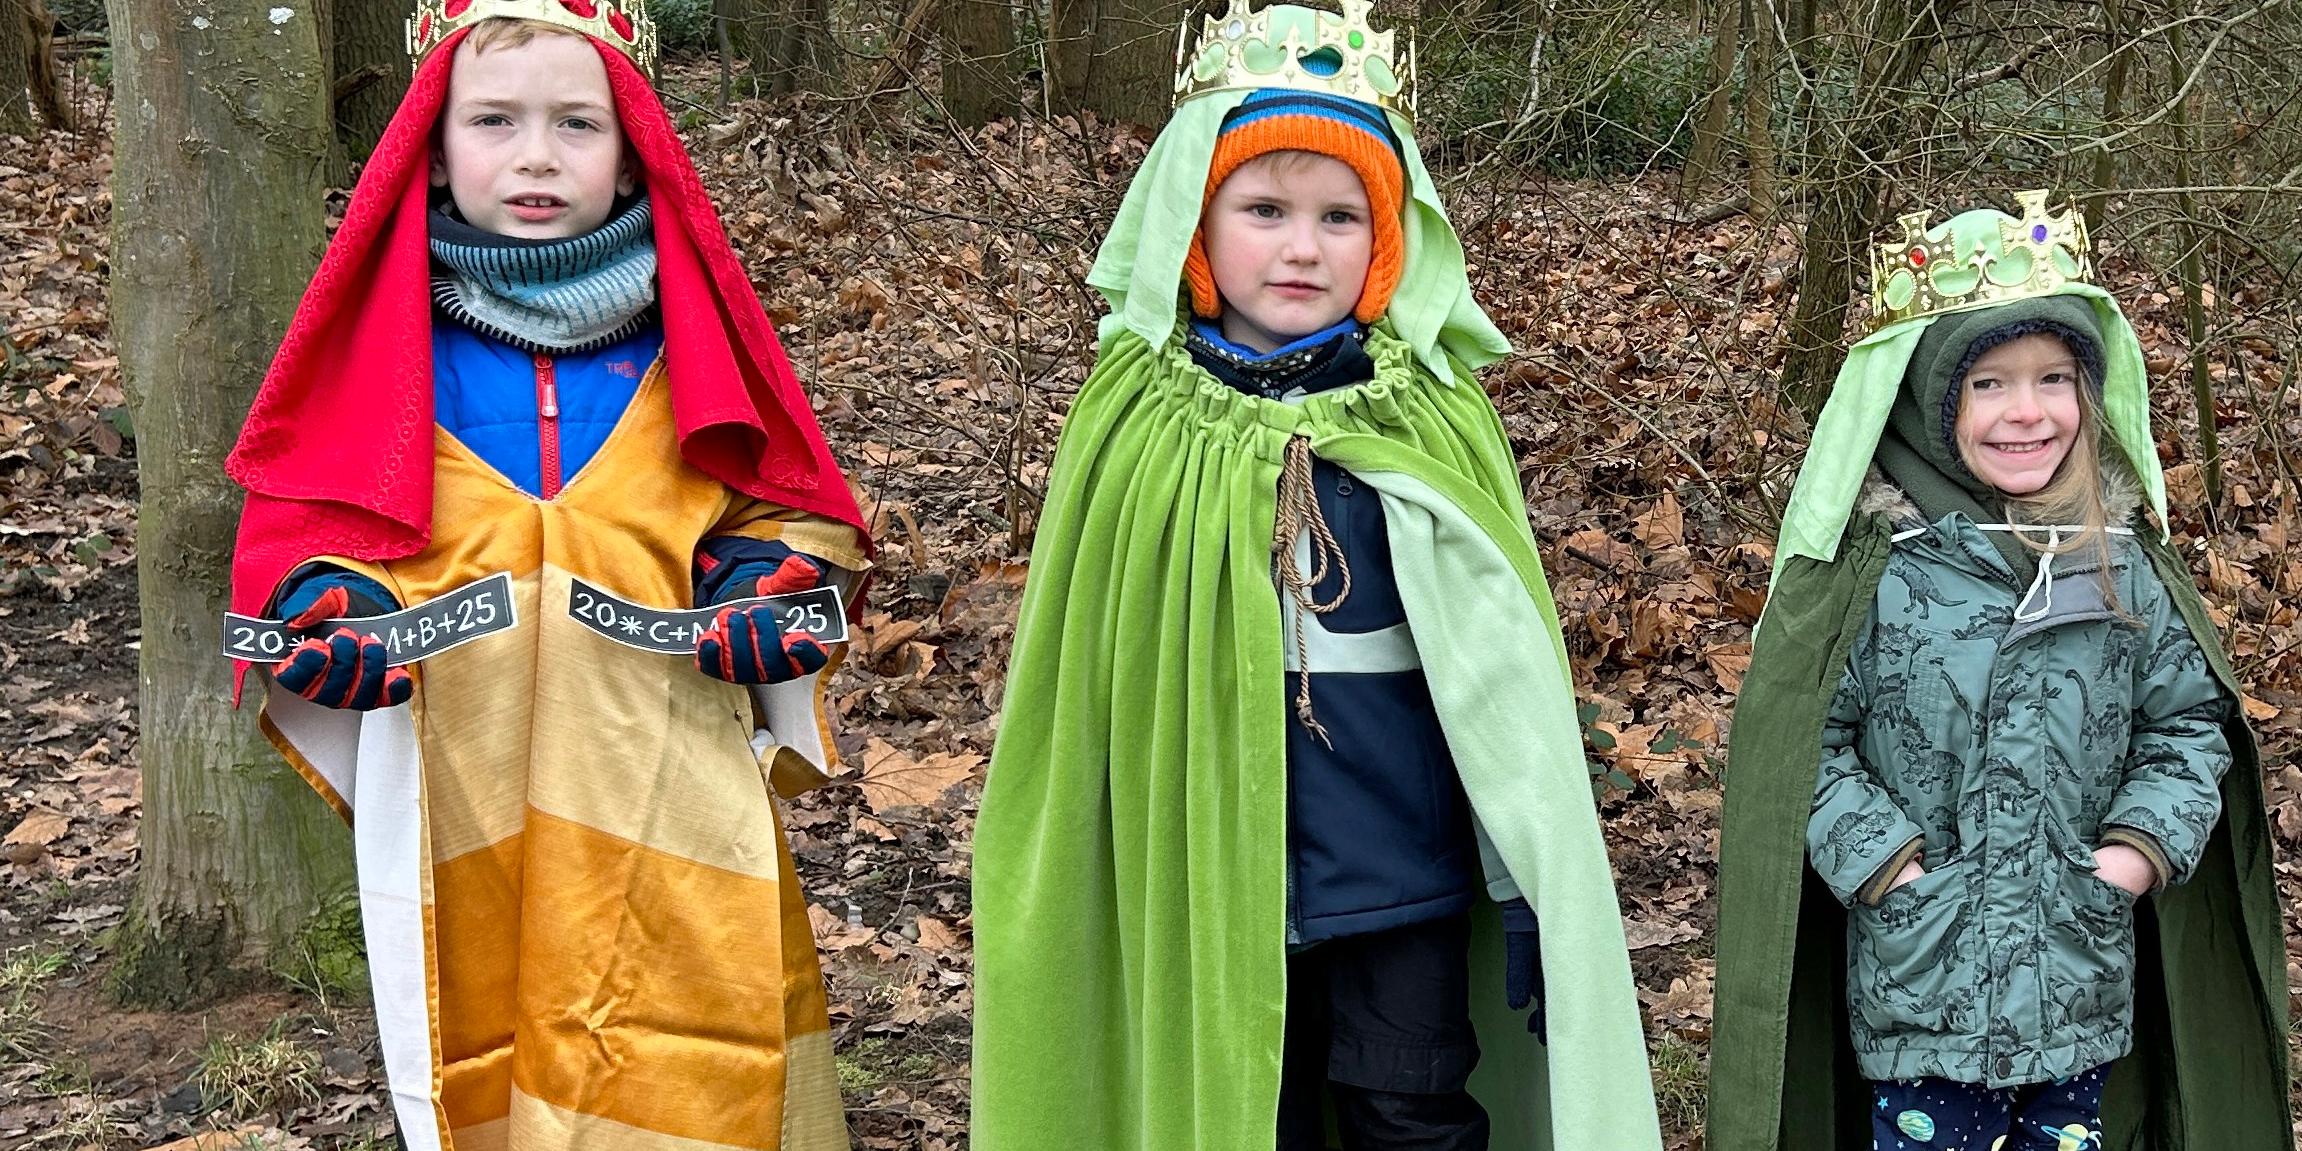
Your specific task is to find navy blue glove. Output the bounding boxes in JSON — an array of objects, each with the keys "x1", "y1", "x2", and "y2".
[
  {"x1": 694, "y1": 540, "x2": 833, "y2": 685},
  {"x1": 1500, "y1": 897, "x2": 1546, "y2": 1043},
  {"x1": 270, "y1": 567, "x2": 412, "y2": 710}
]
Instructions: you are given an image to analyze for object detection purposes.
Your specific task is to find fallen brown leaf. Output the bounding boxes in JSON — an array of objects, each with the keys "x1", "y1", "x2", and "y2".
[
  {"x1": 4, "y1": 807, "x2": 68, "y2": 848},
  {"x1": 854, "y1": 737, "x2": 981, "y2": 813},
  {"x1": 915, "y1": 915, "x2": 959, "y2": 951},
  {"x1": 809, "y1": 902, "x2": 879, "y2": 950},
  {"x1": 146, "y1": 1126, "x2": 295, "y2": 1150}
]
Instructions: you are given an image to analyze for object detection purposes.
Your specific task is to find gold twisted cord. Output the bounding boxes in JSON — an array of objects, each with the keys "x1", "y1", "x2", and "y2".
[{"x1": 1271, "y1": 436, "x2": 1351, "y2": 748}]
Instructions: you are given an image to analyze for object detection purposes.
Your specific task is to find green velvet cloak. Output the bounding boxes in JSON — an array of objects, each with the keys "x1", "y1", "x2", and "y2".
[
  {"x1": 1708, "y1": 264, "x2": 2291, "y2": 1148},
  {"x1": 970, "y1": 327, "x2": 1662, "y2": 1150}
]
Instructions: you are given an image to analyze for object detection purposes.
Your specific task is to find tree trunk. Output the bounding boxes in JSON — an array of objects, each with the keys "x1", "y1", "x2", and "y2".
[
  {"x1": 1046, "y1": 0, "x2": 1093, "y2": 114},
  {"x1": 1777, "y1": 0, "x2": 1961, "y2": 419},
  {"x1": 331, "y1": 0, "x2": 411, "y2": 170},
  {"x1": 2167, "y1": 19, "x2": 2221, "y2": 510},
  {"x1": 1743, "y1": 0, "x2": 1777, "y2": 213},
  {"x1": 2086, "y1": 0, "x2": 2128, "y2": 233},
  {"x1": 1782, "y1": 0, "x2": 1818, "y2": 158},
  {"x1": 786, "y1": 0, "x2": 840, "y2": 95},
  {"x1": 2, "y1": 0, "x2": 69, "y2": 134},
  {"x1": 857, "y1": 0, "x2": 939, "y2": 106},
  {"x1": 717, "y1": 5, "x2": 734, "y2": 105},
  {"x1": 941, "y1": 0, "x2": 1016, "y2": 125},
  {"x1": 716, "y1": 0, "x2": 746, "y2": 95},
  {"x1": 1046, "y1": 0, "x2": 1175, "y2": 127},
  {"x1": 104, "y1": 0, "x2": 353, "y2": 1009},
  {"x1": 0, "y1": 0, "x2": 33, "y2": 135},
  {"x1": 726, "y1": 0, "x2": 838, "y2": 97},
  {"x1": 1681, "y1": 0, "x2": 1741, "y2": 194}
]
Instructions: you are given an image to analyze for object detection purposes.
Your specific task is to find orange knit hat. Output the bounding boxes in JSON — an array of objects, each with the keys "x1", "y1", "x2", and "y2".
[{"x1": 1183, "y1": 90, "x2": 1407, "y2": 326}]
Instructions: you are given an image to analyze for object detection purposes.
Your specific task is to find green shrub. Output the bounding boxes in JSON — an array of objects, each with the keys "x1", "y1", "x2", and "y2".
[
  {"x1": 1549, "y1": 26, "x2": 1710, "y2": 175},
  {"x1": 654, "y1": 0, "x2": 715, "y2": 55},
  {"x1": 1417, "y1": 13, "x2": 1711, "y2": 178}
]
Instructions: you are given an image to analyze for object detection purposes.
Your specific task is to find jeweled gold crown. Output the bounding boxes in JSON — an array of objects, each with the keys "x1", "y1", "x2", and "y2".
[
  {"x1": 1867, "y1": 189, "x2": 2095, "y2": 335},
  {"x1": 1173, "y1": 0, "x2": 1416, "y2": 121},
  {"x1": 408, "y1": 0, "x2": 658, "y2": 73}
]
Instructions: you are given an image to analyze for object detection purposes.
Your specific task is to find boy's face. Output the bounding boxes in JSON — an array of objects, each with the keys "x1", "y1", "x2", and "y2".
[
  {"x1": 1955, "y1": 332, "x2": 2083, "y2": 495},
  {"x1": 1202, "y1": 152, "x2": 1373, "y2": 353},
  {"x1": 431, "y1": 32, "x2": 635, "y2": 240}
]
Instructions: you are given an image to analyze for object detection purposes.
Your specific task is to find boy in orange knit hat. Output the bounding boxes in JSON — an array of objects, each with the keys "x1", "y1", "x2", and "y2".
[
  {"x1": 1183, "y1": 91, "x2": 1409, "y2": 345},
  {"x1": 978, "y1": 10, "x2": 1661, "y2": 1148},
  {"x1": 974, "y1": 33, "x2": 1672, "y2": 1137},
  {"x1": 1181, "y1": 87, "x2": 1513, "y2": 1149}
]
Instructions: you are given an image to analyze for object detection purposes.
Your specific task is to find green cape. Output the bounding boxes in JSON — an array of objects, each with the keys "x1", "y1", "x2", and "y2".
[
  {"x1": 970, "y1": 327, "x2": 1662, "y2": 1149},
  {"x1": 1710, "y1": 278, "x2": 2291, "y2": 1148}
]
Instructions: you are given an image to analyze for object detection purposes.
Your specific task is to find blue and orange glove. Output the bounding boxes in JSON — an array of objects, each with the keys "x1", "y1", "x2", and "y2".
[
  {"x1": 270, "y1": 567, "x2": 412, "y2": 711},
  {"x1": 693, "y1": 540, "x2": 833, "y2": 686},
  {"x1": 1500, "y1": 897, "x2": 1546, "y2": 1043}
]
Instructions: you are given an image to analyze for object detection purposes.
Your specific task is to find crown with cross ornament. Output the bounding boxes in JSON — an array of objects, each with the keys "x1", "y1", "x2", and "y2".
[
  {"x1": 1173, "y1": 0, "x2": 1416, "y2": 121},
  {"x1": 407, "y1": 0, "x2": 658, "y2": 74},
  {"x1": 1866, "y1": 189, "x2": 2096, "y2": 335}
]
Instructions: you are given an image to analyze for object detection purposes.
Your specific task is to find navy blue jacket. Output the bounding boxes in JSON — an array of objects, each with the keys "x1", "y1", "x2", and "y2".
[
  {"x1": 1186, "y1": 324, "x2": 1482, "y2": 945},
  {"x1": 1284, "y1": 454, "x2": 1482, "y2": 942}
]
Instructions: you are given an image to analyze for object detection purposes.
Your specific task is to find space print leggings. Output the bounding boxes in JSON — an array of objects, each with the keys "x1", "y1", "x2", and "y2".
[{"x1": 1871, "y1": 1065, "x2": 2107, "y2": 1150}]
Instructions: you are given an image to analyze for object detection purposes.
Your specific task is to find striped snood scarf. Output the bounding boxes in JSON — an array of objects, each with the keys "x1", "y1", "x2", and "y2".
[{"x1": 429, "y1": 195, "x2": 660, "y2": 354}]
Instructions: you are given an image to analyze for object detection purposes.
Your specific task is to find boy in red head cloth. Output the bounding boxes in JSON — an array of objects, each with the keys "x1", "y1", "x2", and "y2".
[{"x1": 226, "y1": 5, "x2": 863, "y2": 1148}]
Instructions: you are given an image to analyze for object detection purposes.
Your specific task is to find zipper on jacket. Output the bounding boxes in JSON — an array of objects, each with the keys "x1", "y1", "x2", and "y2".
[{"x1": 535, "y1": 353, "x2": 562, "y2": 500}]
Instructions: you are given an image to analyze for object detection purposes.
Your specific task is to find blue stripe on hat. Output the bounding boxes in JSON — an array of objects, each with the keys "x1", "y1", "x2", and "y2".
[
  {"x1": 1225, "y1": 89, "x2": 1394, "y2": 139},
  {"x1": 1221, "y1": 88, "x2": 1404, "y2": 166}
]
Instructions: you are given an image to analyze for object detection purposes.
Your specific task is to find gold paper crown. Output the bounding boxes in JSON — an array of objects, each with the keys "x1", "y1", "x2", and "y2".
[
  {"x1": 1867, "y1": 189, "x2": 2096, "y2": 335},
  {"x1": 407, "y1": 0, "x2": 658, "y2": 74},
  {"x1": 1173, "y1": 0, "x2": 1416, "y2": 122}
]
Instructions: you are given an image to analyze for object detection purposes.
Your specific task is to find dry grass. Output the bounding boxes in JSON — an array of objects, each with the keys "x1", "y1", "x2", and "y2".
[{"x1": 194, "y1": 1022, "x2": 323, "y2": 1121}]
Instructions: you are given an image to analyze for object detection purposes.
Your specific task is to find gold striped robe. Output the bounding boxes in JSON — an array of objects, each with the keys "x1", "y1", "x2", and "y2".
[{"x1": 260, "y1": 362, "x2": 860, "y2": 1151}]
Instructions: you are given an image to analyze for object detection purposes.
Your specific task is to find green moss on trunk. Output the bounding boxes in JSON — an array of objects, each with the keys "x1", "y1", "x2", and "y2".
[{"x1": 106, "y1": 897, "x2": 255, "y2": 1010}]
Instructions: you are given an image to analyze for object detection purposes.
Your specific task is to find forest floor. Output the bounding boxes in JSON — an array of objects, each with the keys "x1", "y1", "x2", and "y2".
[{"x1": 2, "y1": 67, "x2": 2300, "y2": 1150}]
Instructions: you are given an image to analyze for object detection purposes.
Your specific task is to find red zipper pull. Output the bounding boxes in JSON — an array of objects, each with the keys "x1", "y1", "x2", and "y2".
[
  {"x1": 535, "y1": 354, "x2": 560, "y2": 417},
  {"x1": 535, "y1": 354, "x2": 563, "y2": 499}
]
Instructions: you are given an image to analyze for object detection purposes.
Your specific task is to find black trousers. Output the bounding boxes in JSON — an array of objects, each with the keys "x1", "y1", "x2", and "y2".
[{"x1": 1275, "y1": 915, "x2": 1489, "y2": 1150}]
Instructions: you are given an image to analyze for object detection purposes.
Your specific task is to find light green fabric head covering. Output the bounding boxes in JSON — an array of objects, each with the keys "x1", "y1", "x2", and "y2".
[
  {"x1": 1086, "y1": 56, "x2": 1512, "y2": 381},
  {"x1": 1773, "y1": 202, "x2": 2168, "y2": 582}
]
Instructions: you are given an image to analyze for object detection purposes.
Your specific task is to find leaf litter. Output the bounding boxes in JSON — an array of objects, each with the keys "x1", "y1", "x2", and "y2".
[{"x1": 4, "y1": 62, "x2": 2302, "y2": 1150}]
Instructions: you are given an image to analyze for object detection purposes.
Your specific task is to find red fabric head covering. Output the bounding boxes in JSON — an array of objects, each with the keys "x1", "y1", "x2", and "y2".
[{"x1": 228, "y1": 29, "x2": 864, "y2": 622}]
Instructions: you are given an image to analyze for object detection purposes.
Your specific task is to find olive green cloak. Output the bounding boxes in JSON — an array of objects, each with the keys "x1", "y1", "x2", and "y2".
[{"x1": 1708, "y1": 257, "x2": 2291, "y2": 1147}]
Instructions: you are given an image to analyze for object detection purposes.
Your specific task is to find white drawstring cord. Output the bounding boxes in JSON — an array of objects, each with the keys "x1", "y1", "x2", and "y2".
[
  {"x1": 2013, "y1": 528, "x2": 2061, "y2": 622},
  {"x1": 1884, "y1": 522, "x2": 2133, "y2": 623}
]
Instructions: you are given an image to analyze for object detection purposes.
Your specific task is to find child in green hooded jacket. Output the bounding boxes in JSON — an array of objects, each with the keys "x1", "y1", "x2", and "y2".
[
  {"x1": 1813, "y1": 291, "x2": 2228, "y2": 1150},
  {"x1": 1708, "y1": 192, "x2": 2289, "y2": 1151}
]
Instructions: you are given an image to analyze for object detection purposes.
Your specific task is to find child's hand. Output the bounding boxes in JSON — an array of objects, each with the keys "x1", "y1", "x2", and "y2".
[
  {"x1": 1884, "y1": 858, "x2": 1926, "y2": 894},
  {"x1": 694, "y1": 555, "x2": 832, "y2": 685},
  {"x1": 2090, "y1": 844, "x2": 2156, "y2": 896},
  {"x1": 1498, "y1": 898, "x2": 1546, "y2": 1043},
  {"x1": 270, "y1": 569, "x2": 412, "y2": 710},
  {"x1": 696, "y1": 610, "x2": 829, "y2": 685}
]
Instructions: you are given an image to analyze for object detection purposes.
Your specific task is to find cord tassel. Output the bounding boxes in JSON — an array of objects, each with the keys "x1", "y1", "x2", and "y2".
[{"x1": 1272, "y1": 436, "x2": 1351, "y2": 747}]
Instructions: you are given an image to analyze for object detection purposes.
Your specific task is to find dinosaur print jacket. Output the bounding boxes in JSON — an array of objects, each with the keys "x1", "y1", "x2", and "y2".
[{"x1": 1805, "y1": 476, "x2": 2231, "y2": 1088}]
